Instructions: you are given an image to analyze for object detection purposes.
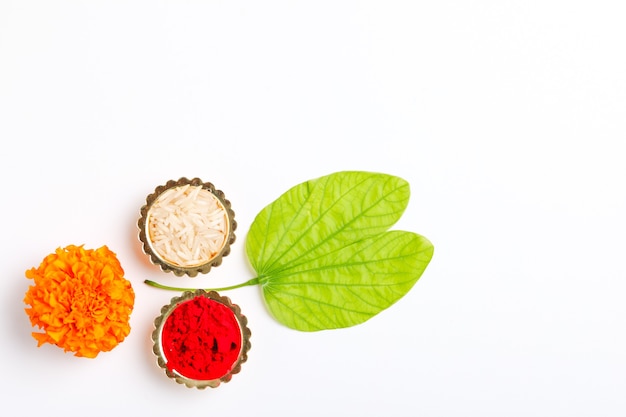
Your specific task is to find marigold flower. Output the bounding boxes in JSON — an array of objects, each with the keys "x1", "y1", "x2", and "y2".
[{"x1": 24, "y1": 245, "x2": 135, "y2": 358}]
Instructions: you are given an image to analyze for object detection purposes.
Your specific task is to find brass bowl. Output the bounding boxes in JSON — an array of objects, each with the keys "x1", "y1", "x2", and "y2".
[
  {"x1": 152, "y1": 289, "x2": 251, "y2": 389},
  {"x1": 138, "y1": 177, "x2": 236, "y2": 277}
]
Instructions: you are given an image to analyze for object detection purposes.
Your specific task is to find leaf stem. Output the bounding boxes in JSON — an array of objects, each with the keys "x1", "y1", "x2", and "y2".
[{"x1": 143, "y1": 277, "x2": 260, "y2": 292}]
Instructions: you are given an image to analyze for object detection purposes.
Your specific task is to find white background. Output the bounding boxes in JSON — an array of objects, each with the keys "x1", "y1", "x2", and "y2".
[{"x1": 1, "y1": 1, "x2": 625, "y2": 416}]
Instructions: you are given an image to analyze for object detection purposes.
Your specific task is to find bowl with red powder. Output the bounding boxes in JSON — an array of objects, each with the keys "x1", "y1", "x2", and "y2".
[
  {"x1": 152, "y1": 289, "x2": 251, "y2": 389},
  {"x1": 138, "y1": 177, "x2": 237, "y2": 277}
]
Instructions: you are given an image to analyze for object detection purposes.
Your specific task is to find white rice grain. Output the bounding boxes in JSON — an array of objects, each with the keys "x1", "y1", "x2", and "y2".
[{"x1": 147, "y1": 185, "x2": 228, "y2": 267}]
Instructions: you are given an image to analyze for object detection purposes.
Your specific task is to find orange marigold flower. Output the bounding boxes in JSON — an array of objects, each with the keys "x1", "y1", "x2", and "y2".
[{"x1": 24, "y1": 245, "x2": 135, "y2": 358}]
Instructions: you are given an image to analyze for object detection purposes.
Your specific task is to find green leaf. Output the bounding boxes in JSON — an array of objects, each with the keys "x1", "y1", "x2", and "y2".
[{"x1": 246, "y1": 171, "x2": 434, "y2": 331}]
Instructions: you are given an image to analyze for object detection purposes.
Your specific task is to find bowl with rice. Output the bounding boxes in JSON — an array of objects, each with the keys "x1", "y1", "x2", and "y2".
[{"x1": 138, "y1": 177, "x2": 236, "y2": 277}]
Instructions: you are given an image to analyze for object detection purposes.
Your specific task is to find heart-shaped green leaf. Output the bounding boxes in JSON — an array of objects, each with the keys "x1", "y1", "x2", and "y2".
[{"x1": 246, "y1": 171, "x2": 434, "y2": 331}]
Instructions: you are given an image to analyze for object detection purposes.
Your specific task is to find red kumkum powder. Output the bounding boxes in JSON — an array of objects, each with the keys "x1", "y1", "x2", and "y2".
[{"x1": 161, "y1": 296, "x2": 242, "y2": 381}]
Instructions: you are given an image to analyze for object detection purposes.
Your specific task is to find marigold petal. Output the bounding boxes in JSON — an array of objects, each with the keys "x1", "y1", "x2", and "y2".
[
  {"x1": 50, "y1": 326, "x2": 69, "y2": 342},
  {"x1": 32, "y1": 332, "x2": 51, "y2": 347}
]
